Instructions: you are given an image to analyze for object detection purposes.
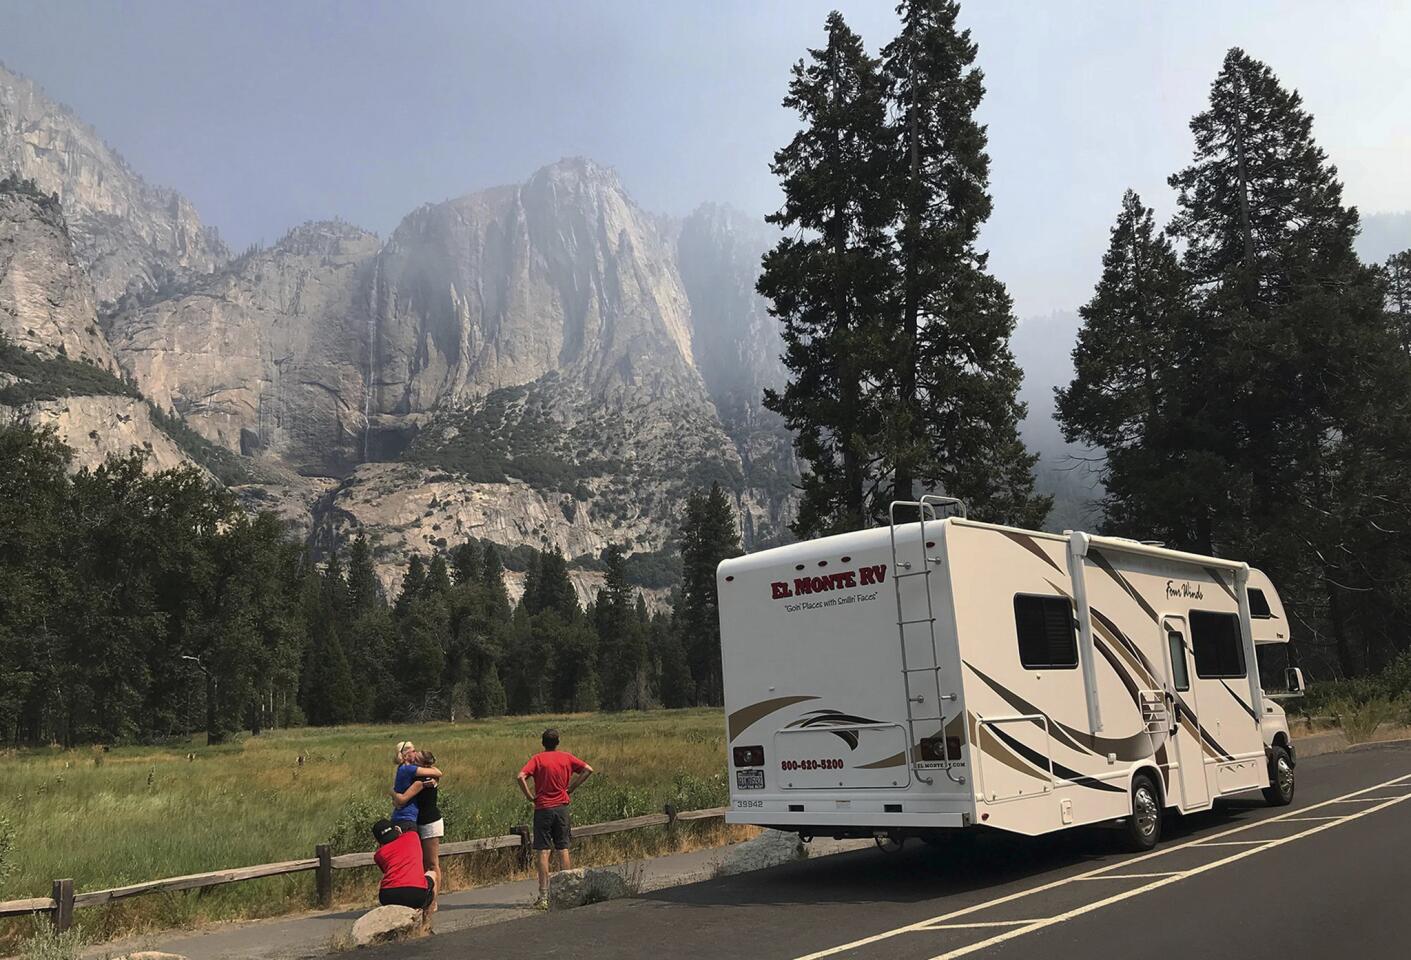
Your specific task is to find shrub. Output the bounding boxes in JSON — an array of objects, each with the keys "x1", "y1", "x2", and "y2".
[
  {"x1": 328, "y1": 794, "x2": 388, "y2": 855},
  {"x1": 17, "y1": 922, "x2": 87, "y2": 960},
  {"x1": 1328, "y1": 696, "x2": 1397, "y2": 744}
]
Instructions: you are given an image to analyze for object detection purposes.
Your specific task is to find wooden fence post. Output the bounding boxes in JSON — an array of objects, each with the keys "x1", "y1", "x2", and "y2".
[
  {"x1": 315, "y1": 844, "x2": 333, "y2": 909},
  {"x1": 511, "y1": 824, "x2": 531, "y2": 870},
  {"x1": 50, "y1": 879, "x2": 74, "y2": 933}
]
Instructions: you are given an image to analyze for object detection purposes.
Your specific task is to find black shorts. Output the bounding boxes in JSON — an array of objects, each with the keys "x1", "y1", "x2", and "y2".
[
  {"x1": 532, "y1": 805, "x2": 572, "y2": 850},
  {"x1": 379, "y1": 875, "x2": 435, "y2": 909}
]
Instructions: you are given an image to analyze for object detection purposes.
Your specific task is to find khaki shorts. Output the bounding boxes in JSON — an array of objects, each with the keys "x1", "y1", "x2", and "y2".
[{"x1": 418, "y1": 818, "x2": 445, "y2": 840}]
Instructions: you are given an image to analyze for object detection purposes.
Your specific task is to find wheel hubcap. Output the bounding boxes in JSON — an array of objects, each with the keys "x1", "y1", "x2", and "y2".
[
  {"x1": 1277, "y1": 757, "x2": 1293, "y2": 795},
  {"x1": 1134, "y1": 786, "x2": 1158, "y2": 838}
]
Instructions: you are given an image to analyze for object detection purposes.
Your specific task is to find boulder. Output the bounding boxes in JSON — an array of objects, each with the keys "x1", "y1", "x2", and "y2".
[
  {"x1": 350, "y1": 905, "x2": 425, "y2": 946},
  {"x1": 715, "y1": 829, "x2": 807, "y2": 877},
  {"x1": 548, "y1": 867, "x2": 633, "y2": 910}
]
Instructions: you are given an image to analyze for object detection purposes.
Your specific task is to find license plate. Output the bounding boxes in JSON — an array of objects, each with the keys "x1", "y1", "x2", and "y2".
[{"x1": 736, "y1": 768, "x2": 765, "y2": 790}]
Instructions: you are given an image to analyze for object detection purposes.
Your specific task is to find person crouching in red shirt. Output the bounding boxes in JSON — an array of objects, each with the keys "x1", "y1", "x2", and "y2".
[{"x1": 372, "y1": 819, "x2": 434, "y2": 916}]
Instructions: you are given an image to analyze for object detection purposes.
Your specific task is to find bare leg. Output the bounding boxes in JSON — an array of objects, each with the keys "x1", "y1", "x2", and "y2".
[
  {"x1": 559, "y1": 849, "x2": 572, "y2": 872},
  {"x1": 422, "y1": 837, "x2": 441, "y2": 911},
  {"x1": 536, "y1": 849, "x2": 551, "y2": 897}
]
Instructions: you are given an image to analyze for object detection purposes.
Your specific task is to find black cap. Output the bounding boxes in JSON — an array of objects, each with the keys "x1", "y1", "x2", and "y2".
[{"x1": 372, "y1": 819, "x2": 401, "y2": 844}]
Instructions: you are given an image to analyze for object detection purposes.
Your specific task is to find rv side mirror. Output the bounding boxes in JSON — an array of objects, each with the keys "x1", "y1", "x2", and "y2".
[{"x1": 1285, "y1": 667, "x2": 1305, "y2": 696}]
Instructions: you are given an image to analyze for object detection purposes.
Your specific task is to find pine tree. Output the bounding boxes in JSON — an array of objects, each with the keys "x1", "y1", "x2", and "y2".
[
  {"x1": 480, "y1": 544, "x2": 511, "y2": 619},
  {"x1": 656, "y1": 619, "x2": 694, "y2": 709},
  {"x1": 302, "y1": 617, "x2": 357, "y2": 726},
  {"x1": 449, "y1": 539, "x2": 483, "y2": 586},
  {"x1": 759, "y1": 11, "x2": 897, "y2": 536},
  {"x1": 346, "y1": 535, "x2": 383, "y2": 615},
  {"x1": 881, "y1": 0, "x2": 1049, "y2": 527},
  {"x1": 1056, "y1": 190, "x2": 1200, "y2": 541},
  {"x1": 1385, "y1": 250, "x2": 1411, "y2": 354},
  {"x1": 523, "y1": 548, "x2": 578, "y2": 619},
  {"x1": 594, "y1": 545, "x2": 648, "y2": 709},
  {"x1": 425, "y1": 554, "x2": 454, "y2": 598},
  {"x1": 1161, "y1": 48, "x2": 1408, "y2": 671},
  {"x1": 394, "y1": 555, "x2": 427, "y2": 618},
  {"x1": 677, "y1": 484, "x2": 741, "y2": 706}
]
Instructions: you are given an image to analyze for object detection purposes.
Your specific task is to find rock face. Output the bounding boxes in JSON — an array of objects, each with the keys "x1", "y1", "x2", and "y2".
[
  {"x1": 0, "y1": 64, "x2": 226, "y2": 310},
  {"x1": 1, "y1": 394, "x2": 192, "y2": 472},
  {"x1": 547, "y1": 867, "x2": 633, "y2": 910},
  {"x1": 0, "y1": 181, "x2": 116, "y2": 369},
  {"x1": 349, "y1": 904, "x2": 425, "y2": 946},
  {"x1": 2, "y1": 56, "x2": 798, "y2": 572},
  {"x1": 107, "y1": 221, "x2": 380, "y2": 473},
  {"x1": 715, "y1": 829, "x2": 807, "y2": 877}
]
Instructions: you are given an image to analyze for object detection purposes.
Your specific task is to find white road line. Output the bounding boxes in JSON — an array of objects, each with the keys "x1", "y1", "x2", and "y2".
[
  {"x1": 788, "y1": 771, "x2": 1411, "y2": 960},
  {"x1": 923, "y1": 789, "x2": 1411, "y2": 960},
  {"x1": 1278, "y1": 816, "x2": 1344, "y2": 822},
  {"x1": 915, "y1": 921, "x2": 1048, "y2": 931},
  {"x1": 1194, "y1": 840, "x2": 1268, "y2": 846},
  {"x1": 1076, "y1": 871, "x2": 1180, "y2": 880},
  {"x1": 1331, "y1": 796, "x2": 1385, "y2": 803}
]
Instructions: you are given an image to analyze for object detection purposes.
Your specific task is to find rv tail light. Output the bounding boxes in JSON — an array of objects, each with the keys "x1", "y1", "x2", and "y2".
[
  {"x1": 733, "y1": 745, "x2": 765, "y2": 767},
  {"x1": 946, "y1": 736, "x2": 962, "y2": 758}
]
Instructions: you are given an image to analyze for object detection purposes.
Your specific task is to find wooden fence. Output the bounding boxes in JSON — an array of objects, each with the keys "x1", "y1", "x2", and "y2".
[{"x1": 0, "y1": 804, "x2": 728, "y2": 931}]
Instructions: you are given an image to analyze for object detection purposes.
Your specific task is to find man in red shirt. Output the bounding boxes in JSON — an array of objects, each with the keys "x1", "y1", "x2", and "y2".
[
  {"x1": 371, "y1": 819, "x2": 434, "y2": 916},
  {"x1": 517, "y1": 727, "x2": 593, "y2": 909}
]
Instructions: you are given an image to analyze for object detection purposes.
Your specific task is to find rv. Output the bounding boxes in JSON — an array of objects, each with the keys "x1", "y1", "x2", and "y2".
[{"x1": 718, "y1": 497, "x2": 1303, "y2": 851}]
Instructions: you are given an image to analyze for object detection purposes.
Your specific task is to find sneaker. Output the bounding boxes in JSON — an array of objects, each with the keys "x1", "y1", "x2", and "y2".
[{"x1": 532, "y1": 894, "x2": 549, "y2": 911}]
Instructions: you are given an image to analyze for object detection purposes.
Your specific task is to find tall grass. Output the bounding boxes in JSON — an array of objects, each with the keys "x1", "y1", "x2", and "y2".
[{"x1": 0, "y1": 709, "x2": 732, "y2": 949}]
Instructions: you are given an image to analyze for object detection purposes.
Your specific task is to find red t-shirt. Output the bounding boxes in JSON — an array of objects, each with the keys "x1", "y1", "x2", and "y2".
[
  {"x1": 520, "y1": 750, "x2": 588, "y2": 809},
  {"x1": 374, "y1": 829, "x2": 427, "y2": 890}
]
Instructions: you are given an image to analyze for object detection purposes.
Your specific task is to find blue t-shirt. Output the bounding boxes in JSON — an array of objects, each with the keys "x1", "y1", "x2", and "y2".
[{"x1": 392, "y1": 763, "x2": 420, "y2": 823}]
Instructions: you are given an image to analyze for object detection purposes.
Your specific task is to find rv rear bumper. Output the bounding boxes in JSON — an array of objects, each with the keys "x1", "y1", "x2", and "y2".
[{"x1": 727, "y1": 809, "x2": 970, "y2": 830}]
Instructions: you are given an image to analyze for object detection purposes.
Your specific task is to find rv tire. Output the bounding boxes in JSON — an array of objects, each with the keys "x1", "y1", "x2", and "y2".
[
  {"x1": 1121, "y1": 774, "x2": 1162, "y2": 852},
  {"x1": 1262, "y1": 745, "x2": 1295, "y2": 806}
]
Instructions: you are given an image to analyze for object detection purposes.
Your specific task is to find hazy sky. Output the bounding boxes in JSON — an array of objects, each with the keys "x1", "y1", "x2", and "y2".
[{"x1": 3, "y1": 1, "x2": 1407, "y2": 316}]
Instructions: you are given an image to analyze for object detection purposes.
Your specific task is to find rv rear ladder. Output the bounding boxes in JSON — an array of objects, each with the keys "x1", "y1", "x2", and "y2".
[{"x1": 888, "y1": 496, "x2": 965, "y2": 786}]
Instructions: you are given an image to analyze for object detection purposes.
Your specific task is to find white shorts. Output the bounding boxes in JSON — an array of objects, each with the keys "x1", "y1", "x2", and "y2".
[{"x1": 418, "y1": 819, "x2": 445, "y2": 840}]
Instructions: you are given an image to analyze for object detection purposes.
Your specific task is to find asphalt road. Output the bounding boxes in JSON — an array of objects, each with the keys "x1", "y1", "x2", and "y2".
[{"x1": 369, "y1": 742, "x2": 1411, "y2": 960}]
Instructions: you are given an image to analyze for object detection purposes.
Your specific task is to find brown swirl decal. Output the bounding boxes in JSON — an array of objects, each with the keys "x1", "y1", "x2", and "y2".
[{"x1": 727, "y1": 695, "x2": 819, "y2": 741}]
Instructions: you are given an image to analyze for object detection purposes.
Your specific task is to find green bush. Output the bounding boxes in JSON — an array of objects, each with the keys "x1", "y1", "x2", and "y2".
[
  {"x1": 1327, "y1": 696, "x2": 1398, "y2": 744},
  {"x1": 327, "y1": 794, "x2": 389, "y2": 855},
  {"x1": 16, "y1": 922, "x2": 87, "y2": 960}
]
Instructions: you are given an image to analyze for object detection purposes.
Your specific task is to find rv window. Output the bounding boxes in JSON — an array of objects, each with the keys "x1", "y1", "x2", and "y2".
[
  {"x1": 1190, "y1": 610, "x2": 1246, "y2": 679},
  {"x1": 1166, "y1": 630, "x2": 1190, "y2": 691},
  {"x1": 1247, "y1": 588, "x2": 1273, "y2": 619},
  {"x1": 1013, "y1": 595, "x2": 1078, "y2": 670}
]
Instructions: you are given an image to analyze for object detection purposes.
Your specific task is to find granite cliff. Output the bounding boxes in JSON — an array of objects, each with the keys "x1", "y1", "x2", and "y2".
[{"x1": 0, "y1": 66, "x2": 795, "y2": 599}]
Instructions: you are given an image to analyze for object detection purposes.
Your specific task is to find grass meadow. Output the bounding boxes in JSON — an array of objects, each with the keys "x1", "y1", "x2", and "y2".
[{"x1": 0, "y1": 708, "x2": 740, "y2": 950}]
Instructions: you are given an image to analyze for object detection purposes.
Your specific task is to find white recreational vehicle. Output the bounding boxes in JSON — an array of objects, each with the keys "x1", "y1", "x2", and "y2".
[{"x1": 718, "y1": 497, "x2": 1303, "y2": 851}]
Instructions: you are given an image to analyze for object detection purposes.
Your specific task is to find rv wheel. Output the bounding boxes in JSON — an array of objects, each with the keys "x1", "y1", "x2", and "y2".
[
  {"x1": 1121, "y1": 774, "x2": 1162, "y2": 852},
  {"x1": 1262, "y1": 745, "x2": 1295, "y2": 806}
]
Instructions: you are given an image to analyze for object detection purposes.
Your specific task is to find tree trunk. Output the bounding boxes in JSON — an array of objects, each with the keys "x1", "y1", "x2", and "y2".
[
  {"x1": 205, "y1": 674, "x2": 225, "y2": 746},
  {"x1": 1327, "y1": 575, "x2": 1356, "y2": 678}
]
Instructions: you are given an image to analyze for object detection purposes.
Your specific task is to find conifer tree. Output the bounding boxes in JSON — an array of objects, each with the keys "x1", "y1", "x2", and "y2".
[
  {"x1": 1056, "y1": 190, "x2": 1199, "y2": 540},
  {"x1": 394, "y1": 555, "x2": 427, "y2": 618},
  {"x1": 677, "y1": 484, "x2": 741, "y2": 705},
  {"x1": 1385, "y1": 250, "x2": 1411, "y2": 354},
  {"x1": 759, "y1": 11, "x2": 897, "y2": 535},
  {"x1": 480, "y1": 544, "x2": 511, "y2": 619},
  {"x1": 346, "y1": 535, "x2": 383, "y2": 615},
  {"x1": 449, "y1": 539, "x2": 483, "y2": 586},
  {"x1": 881, "y1": 0, "x2": 1049, "y2": 527}
]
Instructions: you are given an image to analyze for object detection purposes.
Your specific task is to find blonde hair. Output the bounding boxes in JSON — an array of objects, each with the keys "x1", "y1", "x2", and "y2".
[{"x1": 395, "y1": 740, "x2": 415, "y2": 763}]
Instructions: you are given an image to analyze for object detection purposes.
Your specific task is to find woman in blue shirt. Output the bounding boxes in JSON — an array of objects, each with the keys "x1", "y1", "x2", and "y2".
[{"x1": 391, "y1": 741, "x2": 441, "y2": 829}]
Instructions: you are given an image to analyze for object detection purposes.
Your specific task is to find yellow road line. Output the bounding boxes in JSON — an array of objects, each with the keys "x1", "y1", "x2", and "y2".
[{"x1": 788, "y1": 771, "x2": 1411, "y2": 960}]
